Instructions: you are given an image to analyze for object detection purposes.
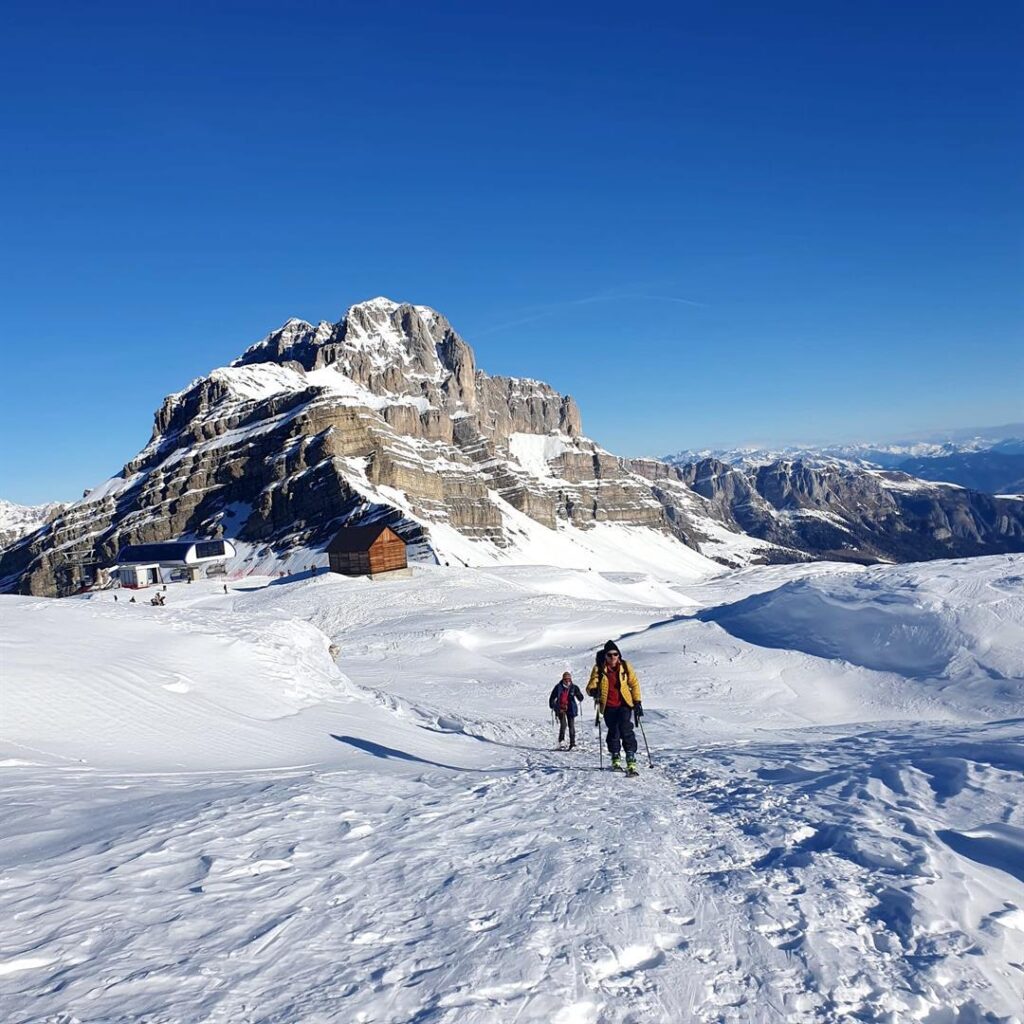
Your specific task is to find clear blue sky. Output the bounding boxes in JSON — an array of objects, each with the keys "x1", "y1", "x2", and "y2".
[{"x1": 2, "y1": 1, "x2": 1021, "y2": 504}]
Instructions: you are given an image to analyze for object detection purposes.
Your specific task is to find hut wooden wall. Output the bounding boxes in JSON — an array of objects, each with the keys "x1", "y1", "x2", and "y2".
[{"x1": 367, "y1": 532, "x2": 407, "y2": 574}]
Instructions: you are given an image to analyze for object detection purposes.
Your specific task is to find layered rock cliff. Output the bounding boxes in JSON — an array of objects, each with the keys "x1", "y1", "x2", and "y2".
[
  {"x1": 633, "y1": 456, "x2": 1024, "y2": 562},
  {"x1": 0, "y1": 299, "x2": 759, "y2": 596}
]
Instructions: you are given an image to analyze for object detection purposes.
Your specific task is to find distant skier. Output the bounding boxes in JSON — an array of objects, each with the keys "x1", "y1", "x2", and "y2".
[
  {"x1": 548, "y1": 672, "x2": 585, "y2": 750},
  {"x1": 587, "y1": 641, "x2": 643, "y2": 774}
]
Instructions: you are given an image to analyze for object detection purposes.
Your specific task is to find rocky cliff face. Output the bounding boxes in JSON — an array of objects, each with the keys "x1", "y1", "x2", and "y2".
[
  {"x1": 635, "y1": 456, "x2": 1024, "y2": 562},
  {"x1": 895, "y1": 450, "x2": 1024, "y2": 496},
  {"x1": 5, "y1": 297, "x2": 1024, "y2": 598}
]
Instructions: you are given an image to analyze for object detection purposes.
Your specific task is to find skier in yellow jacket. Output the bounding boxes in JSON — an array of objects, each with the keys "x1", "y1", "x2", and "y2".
[{"x1": 586, "y1": 640, "x2": 643, "y2": 773}]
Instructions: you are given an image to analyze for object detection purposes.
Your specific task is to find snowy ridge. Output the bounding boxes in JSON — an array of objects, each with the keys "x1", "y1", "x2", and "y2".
[
  {"x1": 205, "y1": 363, "x2": 436, "y2": 413},
  {"x1": 665, "y1": 425, "x2": 1024, "y2": 472},
  {"x1": 154, "y1": 359, "x2": 437, "y2": 422},
  {"x1": 868, "y1": 469, "x2": 964, "y2": 493},
  {"x1": 0, "y1": 499, "x2": 68, "y2": 549},
  {"x1": 701, "y1": 561, "x2": 1024, "y2": 691}
]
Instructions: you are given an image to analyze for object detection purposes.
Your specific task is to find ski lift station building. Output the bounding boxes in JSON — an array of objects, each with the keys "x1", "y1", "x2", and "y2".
[
  {"x1": 327, "y1": 524, "x2": 408, "y2": 578},
  {"x1": 113, "y1": 539, "x2": 236, "y2": 588}
]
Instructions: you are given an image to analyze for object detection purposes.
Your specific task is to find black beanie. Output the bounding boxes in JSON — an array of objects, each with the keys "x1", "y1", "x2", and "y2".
[{"x1": 603, "y1": 640, "x2": 621, "y2": 655}]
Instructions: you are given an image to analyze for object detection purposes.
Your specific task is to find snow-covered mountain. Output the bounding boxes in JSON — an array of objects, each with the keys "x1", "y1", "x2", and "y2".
[
  {"x1": 665, "y1": 425, "x2": 1024, "y2": 472},
  {"x1": 1, "y1": 298, "x2": 770, "y2": 596},
  {"x1": 0, "y1": 499, "x2": 67, "y2": 550},
  {"x1": 665, "y1": 429, "x2": 1024, "y2": 502},
  {"x1": 3, "y1": 298, "x2": 1024, "y2": 597},
  {"x1": 635, "y1": 456, "x2": 1024, "y2": 564},
  {"x1": 895, "y1": 445, "x2": 1024, "y2": 496}
]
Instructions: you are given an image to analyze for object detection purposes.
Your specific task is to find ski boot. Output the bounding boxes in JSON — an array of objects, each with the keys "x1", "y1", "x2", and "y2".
[
  {"x1": 610, "y1": 755, "x2": 623, "y2": 771},
  {"x1": 625, "y1": 756, "x2": 639, "y2": 777}
]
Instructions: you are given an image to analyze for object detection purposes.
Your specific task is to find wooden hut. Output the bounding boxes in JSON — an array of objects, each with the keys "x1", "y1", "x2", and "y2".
[{"x1": 327, "y1": 524, "x2": 408, "y2": 578}]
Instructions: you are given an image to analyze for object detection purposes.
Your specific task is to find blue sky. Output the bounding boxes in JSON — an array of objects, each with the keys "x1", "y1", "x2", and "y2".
[{"x1": 2, "y1": 1, "x2": 1021, "y2": 504}]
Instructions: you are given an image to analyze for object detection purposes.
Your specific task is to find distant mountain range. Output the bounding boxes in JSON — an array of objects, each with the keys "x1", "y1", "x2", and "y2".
[
  {"x1": 665, "y1": 430, "x2": 1024, "y2": 495},
  {"x1": 3, "y1": 299, "x2": 1024, "y2": 596},
  {"x1": 894, "y1": 445, "x2": 1024, "y2": 495}
]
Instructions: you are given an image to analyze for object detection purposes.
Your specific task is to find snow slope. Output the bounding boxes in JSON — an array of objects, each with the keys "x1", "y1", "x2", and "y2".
[{"x1": 1, "y1": 556, "x2": 1022, "y2": 1022}]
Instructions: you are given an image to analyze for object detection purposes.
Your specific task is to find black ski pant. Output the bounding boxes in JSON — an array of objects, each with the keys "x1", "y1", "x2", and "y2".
[
  {"x1": 603, "y1": 705, "x2": 637, "y2": 757},
  {"x1": 557, "y1": 712, "x2": 576, "y2": 746}
]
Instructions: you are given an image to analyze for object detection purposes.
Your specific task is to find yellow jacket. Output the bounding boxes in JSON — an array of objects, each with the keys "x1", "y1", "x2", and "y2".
[{"x1": 586, "y1": 659, "x2": 642, "y2": 711}]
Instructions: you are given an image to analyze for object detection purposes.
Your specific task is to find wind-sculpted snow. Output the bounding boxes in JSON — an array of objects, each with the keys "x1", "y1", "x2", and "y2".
[
  {"x1": 0, "y1": 595, "x2": 360, "y2": 770},
  {"x1": 700, "y1": 556, "x2": 1024, "y2": 691},
  {"x1": 1, "y1": 556, "x2": 1022, "y2": 1022}
]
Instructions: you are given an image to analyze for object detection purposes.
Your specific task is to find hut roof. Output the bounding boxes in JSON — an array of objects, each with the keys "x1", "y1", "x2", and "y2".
[{"x1": 326, "y1": 524, "x2": 403, "y2": 554}]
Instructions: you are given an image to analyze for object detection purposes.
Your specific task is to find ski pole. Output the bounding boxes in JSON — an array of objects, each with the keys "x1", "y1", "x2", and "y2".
[
  {"x1": 596, "y1": 708, "x2": 603, "y2": 770},
  {"x1": 638, "y1": 716, "x2": 654, "y2": 768}
]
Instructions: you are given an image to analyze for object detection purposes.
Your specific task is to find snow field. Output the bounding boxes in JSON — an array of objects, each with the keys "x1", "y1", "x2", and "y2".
[{"x1": 1, "y1": 557, "x2": 1022, "y2": 1022}]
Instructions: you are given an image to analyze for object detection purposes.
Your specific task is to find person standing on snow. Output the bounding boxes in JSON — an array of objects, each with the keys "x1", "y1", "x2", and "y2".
[
  {"x1": 548, "y1": 672, "x2": 585, "y2": 750},
  {"x1": 587, "y1": 640, "x2": 643, "y2": 773}
]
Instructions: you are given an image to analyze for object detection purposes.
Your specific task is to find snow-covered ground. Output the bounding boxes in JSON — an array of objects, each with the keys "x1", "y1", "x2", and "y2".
[{"x1": 1, "y1": 555, "x2": 1022, "y2": 1023}]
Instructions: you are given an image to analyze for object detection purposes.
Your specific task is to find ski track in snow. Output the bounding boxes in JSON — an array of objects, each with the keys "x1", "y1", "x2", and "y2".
[{"x1": 1, "y1": 559, "x2": 1023, "y2": 1023}]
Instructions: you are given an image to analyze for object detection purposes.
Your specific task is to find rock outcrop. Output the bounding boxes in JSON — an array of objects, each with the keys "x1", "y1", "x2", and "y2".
[{"x1": 634, "y1": 456, "x2": 1024, "y2": 563}]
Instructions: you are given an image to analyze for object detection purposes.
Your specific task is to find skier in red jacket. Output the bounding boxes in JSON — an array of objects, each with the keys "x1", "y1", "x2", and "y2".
[{"x1": 548, "y1": 672, "x2": 585, "y2": 750}]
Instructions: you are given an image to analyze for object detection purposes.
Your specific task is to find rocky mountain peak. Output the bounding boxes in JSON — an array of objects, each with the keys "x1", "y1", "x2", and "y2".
[{"x1": 231, "y1": 297, "x2": 478, "y2": 414}]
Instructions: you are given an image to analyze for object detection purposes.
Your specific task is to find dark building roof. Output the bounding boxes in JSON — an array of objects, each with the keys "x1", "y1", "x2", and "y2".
[
  {"x1": 117, "y1": 542, "x2": 195, "y2": 564},
  {"x1": 326, "y1": 524, "x2": 404, "y2": 554},
  {"x1": 116, "y1": 540, "x2": 229, "y2": 565}
]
